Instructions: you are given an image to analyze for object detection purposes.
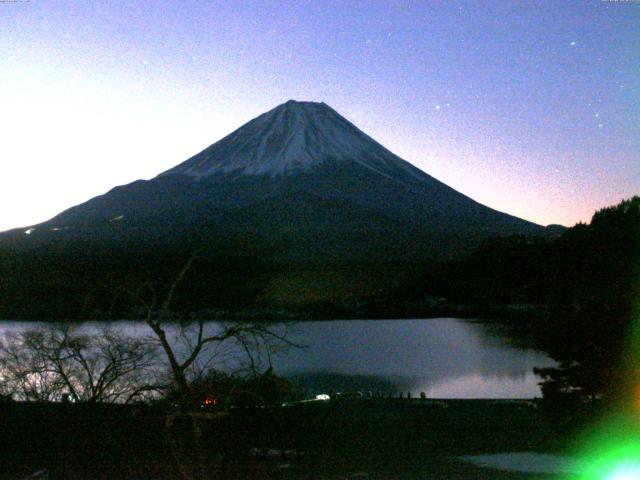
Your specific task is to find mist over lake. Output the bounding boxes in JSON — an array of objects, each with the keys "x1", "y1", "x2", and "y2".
[{"x1": 0, "y1": 318, "x2": 553, "y2": 399}]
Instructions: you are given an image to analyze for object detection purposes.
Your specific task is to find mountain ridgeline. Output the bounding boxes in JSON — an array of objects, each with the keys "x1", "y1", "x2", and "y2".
[{"x1": 0, "y1": 100, "x2": 554, "y2": 318}]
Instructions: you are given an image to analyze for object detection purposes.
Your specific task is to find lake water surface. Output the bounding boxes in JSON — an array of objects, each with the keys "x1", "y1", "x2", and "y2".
[{"x1": 0, "y1": 318, "x2": 554, "y2": 399}]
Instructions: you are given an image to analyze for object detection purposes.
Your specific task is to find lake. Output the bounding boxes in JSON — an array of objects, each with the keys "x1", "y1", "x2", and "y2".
[{"x1": 0, "y1": 318, "x2": 554, "y2": 399}]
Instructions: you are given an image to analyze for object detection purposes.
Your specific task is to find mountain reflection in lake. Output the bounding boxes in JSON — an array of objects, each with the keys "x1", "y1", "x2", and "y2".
[
  {"x1": 275, "y1": 319, "x2": 554, "y2": 398},
  {"x1": 0, "y1": 318, "x2": 554, "y2": 399}
]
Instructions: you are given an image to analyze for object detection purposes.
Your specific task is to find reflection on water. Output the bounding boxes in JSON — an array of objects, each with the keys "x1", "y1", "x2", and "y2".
[
  {"x1": 273, "y1": 319, "x2": 554, "y2": 398},
  {"x1": 422, "y1": 372, "x2": 544, "y2": 399},
  {"x1": 0, "y1": 318, "x2": 554, "y2": 399}
]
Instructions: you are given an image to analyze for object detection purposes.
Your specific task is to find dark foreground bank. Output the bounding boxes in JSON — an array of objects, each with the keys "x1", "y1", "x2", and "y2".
[{"x1": 0, "y1": 398, "x2": 576, "y2": 480}]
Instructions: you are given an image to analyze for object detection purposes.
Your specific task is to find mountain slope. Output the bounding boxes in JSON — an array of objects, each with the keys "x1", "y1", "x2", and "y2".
[
  {"x1": 160, "y1": 100, "x2": 425, "y2": 178},
  {"x1": 0, "y1": 100, "x2": 553, "y2": 317},
  {"x1": 8, "y1": 101, "x2": 543, "y2": 254}
]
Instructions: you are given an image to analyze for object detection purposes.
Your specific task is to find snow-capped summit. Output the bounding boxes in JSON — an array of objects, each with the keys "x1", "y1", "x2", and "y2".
[
  {"x1": 9, "y1": 100, "x2": 546, "y2": 265},
  {"x1": 160, "y1": 100, "x2": 413, "y2": 179},
  {"x1": 0, "y1": 99, "x2": 556, "y2": 320}
]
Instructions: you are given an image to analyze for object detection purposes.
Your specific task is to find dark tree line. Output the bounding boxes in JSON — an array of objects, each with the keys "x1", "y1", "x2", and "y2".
[
  {"x1": 0, "y1": 238, "x2": 274, "y2": 320},
  {"x1": 411, "y1": 196, "x2": 640, "y2": 407}
]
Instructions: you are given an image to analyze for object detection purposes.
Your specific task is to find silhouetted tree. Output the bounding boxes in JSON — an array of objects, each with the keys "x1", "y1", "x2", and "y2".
[
  {"x1": 533, "y1": 197, "x2": 640, "y2": 409},
  {"x1": 126, "y1": 252, "x2": 299, "y2": 409},
  {"x1": 0, "y1": 323, "x2": 161, "y2": 403},
  {"x1": 410, "y1": 196, "x2": 640, "y2": 410}
]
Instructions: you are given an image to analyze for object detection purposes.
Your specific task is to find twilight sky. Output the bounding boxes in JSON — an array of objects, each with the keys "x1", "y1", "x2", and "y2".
[{"x1": 1, "y1": 0, "x2": 638, "y2": 231}]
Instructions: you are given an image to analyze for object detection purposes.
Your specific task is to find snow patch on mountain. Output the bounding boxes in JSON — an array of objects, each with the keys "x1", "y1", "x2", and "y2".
[{"x1": 160, "y1": 100, "x2": 420, "y2": 180}]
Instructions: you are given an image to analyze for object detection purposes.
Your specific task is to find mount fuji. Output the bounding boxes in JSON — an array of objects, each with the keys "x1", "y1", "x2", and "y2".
[
  {"x1": 0, "y1": 100, "x2": 554, "y2": 316},
  {"x1": 8, "y1": 100, "x2": 544, "y2": 260}
]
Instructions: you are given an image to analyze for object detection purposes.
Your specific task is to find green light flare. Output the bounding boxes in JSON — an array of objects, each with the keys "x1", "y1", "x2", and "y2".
[
  {"x1": 568, "y1": 201, "x2": 640, "y2": 480},
  {"x1": 577, "y1": 444, "x2": 640, "y2": 479},
  {"x1": 604, "y1": 465, "x2": 640, "y2": 480},
  {"x1": 568, "y1": 409, "x2": 640, "y2": 480}
]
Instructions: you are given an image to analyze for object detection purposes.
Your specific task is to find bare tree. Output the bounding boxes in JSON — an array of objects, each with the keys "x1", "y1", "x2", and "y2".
[
  {"x1": 0, "y1": 323, "x2": 162, "y2": 403},
  {"x1": 127, "y1": 253, "x2": 299, "y2": 407}
]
